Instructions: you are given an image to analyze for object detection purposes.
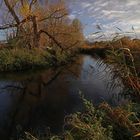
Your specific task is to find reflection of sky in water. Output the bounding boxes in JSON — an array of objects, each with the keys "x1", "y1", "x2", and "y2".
[
  {"x1": 68, "y1": 55, "x2": 123, "y2": 105},
  {"x1": 0, "y1": 82, "x2": 21, "y2": 124},
  {"x1": 0, "y1": 82, "x2": 15, "y2": 112}
]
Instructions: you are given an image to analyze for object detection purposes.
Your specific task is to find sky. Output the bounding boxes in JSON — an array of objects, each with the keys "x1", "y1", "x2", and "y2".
[
  {"x1": 0, "y1": 0, "x2": 140, "y2": 40},
  {"x1": 66, "y1": 0, "x2": 140, "y2": 40}
]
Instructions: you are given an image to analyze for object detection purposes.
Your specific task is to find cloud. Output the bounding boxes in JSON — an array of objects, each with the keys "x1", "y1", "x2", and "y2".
[
  {"x1": 68, "y1": 14, "x2": 76, "y2": 20},
  {"x1": 81, "y1": 2, "x2": 92, "y2": 9},
  {"x1": 67, "y1": 0, "x2": 140, "y2": 39},
  {"x1": 0, "y1": 0, "x2": 140, "y2": 40}
]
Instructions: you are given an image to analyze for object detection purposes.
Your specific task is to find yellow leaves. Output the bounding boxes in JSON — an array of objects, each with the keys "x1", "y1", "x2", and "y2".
[
  {"x1": 134, "y1": 132, "x2": 140, "y2": 137},
  {"x1": 19, "y1": 2, "x2": 30, "y2": 18},
  {"x1": 19, "y1": 1, "x2": 40, "y2": 19}
]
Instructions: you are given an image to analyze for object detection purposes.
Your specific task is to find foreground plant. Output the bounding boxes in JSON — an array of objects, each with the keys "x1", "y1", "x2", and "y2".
[
  {"x1": 21, "y1": 95, "x2": 113, "y2": 140},
  {"x1": 17, "y1": 94, "x2": 140, "y2": 140},
  {"x1": 106, "y1": 45, "x2": 140, "y2": 99}
]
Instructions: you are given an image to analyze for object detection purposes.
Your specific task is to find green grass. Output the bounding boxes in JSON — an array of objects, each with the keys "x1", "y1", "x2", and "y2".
[
  {"x1": 0, "y1": 48, "x2": 75, "y2": 72},
  {"x1": 0, "y1": 48, "x2": 50, "y2": 71}
]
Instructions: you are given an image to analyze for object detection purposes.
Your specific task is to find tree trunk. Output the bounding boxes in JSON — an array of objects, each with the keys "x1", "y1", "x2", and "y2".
[
  {"x1": 39, "y1": 30, "x2": 63, "y2": 51},
  {"x1": 32, "y1": 16, "x2": 39, "y2": 48}
]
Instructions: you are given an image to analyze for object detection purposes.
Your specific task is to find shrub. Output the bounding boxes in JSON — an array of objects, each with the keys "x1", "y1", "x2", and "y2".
[{"x1": 0, "y1": 48, "x2": 51, "y2": 71}]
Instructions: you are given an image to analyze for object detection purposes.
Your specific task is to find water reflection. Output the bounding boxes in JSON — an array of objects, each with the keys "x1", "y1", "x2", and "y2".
[{"x1": 0, "y1": 55, "x2": 123, "y2": 139}]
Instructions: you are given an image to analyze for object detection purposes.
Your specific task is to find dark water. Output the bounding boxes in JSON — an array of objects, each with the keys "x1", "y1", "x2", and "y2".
[{"x1": 0, "y1": 55, "x2": 124, "y2": 139}]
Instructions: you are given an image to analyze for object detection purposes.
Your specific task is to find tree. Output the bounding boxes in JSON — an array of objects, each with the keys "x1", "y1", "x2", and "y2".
[{"x1": 0, "y1": 0, "x2": 84, "y2": 51}]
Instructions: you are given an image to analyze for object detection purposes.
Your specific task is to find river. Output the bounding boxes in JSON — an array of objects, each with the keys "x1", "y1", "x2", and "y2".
[{"x1": 0, "y1": 54, "x2": 124, "y2": 139}]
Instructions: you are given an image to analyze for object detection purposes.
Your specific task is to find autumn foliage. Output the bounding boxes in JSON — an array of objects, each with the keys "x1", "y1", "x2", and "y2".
[{"x1": 1, "y1": 0, "x2": 84, "y2": 51}]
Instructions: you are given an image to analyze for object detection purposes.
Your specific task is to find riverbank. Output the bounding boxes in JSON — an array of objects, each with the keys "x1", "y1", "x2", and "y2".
[
  {"x1": 81, "y1": 38, "x2": 140, "y2": 91},
  {"x1": 81, "y1": 37, "x2": 140, "y2": 62},
  {"x1": 0, "y1": 48, "x2": 77, "y2": 72},
  {"x1": 1, "y1": 37, "x2": 139, "y2": 73}
]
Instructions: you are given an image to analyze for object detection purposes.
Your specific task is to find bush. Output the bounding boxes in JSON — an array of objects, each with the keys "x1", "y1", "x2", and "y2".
[
  {"x1": 0, "y1": 46, "x2": 78, "y2": 72},
  {"x1": 0, "y1": 48, "x2": 51, "y2": 72}
]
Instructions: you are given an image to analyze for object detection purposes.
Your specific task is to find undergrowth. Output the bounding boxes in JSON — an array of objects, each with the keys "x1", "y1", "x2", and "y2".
[
  {"x1": 17, "y1": 94, "x2": 140, "y2": 140},
  {"x1": 0, "y1": 48, "x2": 74, "y2": 72}
]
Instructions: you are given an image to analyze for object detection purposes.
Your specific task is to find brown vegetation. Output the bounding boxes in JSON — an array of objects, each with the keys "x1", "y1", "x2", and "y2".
[
  {"x1": 0, "y1": 0, "x2": 84, "y2": 71},
  {"x1": 1, "y1": 0, "x2": 84, "y2": 51}
]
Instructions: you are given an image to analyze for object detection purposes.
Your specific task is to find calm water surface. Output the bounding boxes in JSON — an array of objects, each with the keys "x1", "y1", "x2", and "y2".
[{"x1": 0, "y1": 55, "x2": 124, "y2": 139}]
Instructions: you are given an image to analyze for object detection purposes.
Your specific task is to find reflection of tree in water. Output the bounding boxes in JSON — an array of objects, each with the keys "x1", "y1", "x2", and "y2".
[
  {"x1": 64, "y1": 55, "x2": 84, "y2": 78},
  {"x1": 0, "y1": 69, "x2": 61, "y2": 138},
  {"x1": 0, "y1": 60, "x2": 84, "y2": 139}
]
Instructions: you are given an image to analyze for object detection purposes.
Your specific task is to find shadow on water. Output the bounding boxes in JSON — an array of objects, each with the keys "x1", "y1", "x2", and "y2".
[{"x1": 0, "y1": 55, "x2": 125, "y2": 139}]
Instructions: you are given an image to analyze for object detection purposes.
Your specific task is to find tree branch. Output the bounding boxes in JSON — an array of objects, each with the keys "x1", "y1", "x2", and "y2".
[
  {"x1": 39, "y1": 30, "x2": 63, "y2": 50},
  {"x1": 4, "y1": 0, "x2": 20, "y2": 25},
  {"x1": 38, "y1": 8, "x2": 67, "y2": 22},
  {"x1": 29, "y1": 0, "x2": 37, "y2": 11},
  {"x1": 0, "y1": 23, "x2": 17, "y2": 30}
]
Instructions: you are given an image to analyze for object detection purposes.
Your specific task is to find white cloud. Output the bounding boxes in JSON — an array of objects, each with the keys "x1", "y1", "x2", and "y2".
[
  {"x1": 67, "y1": 0, "x2": 140, "y2": 39},
  {"x1": 68, "y1": 14, "x2": 76, "y2": 20},
  {"x1": 81, "y1": 2, "x2": 92, "y2": 9}
]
